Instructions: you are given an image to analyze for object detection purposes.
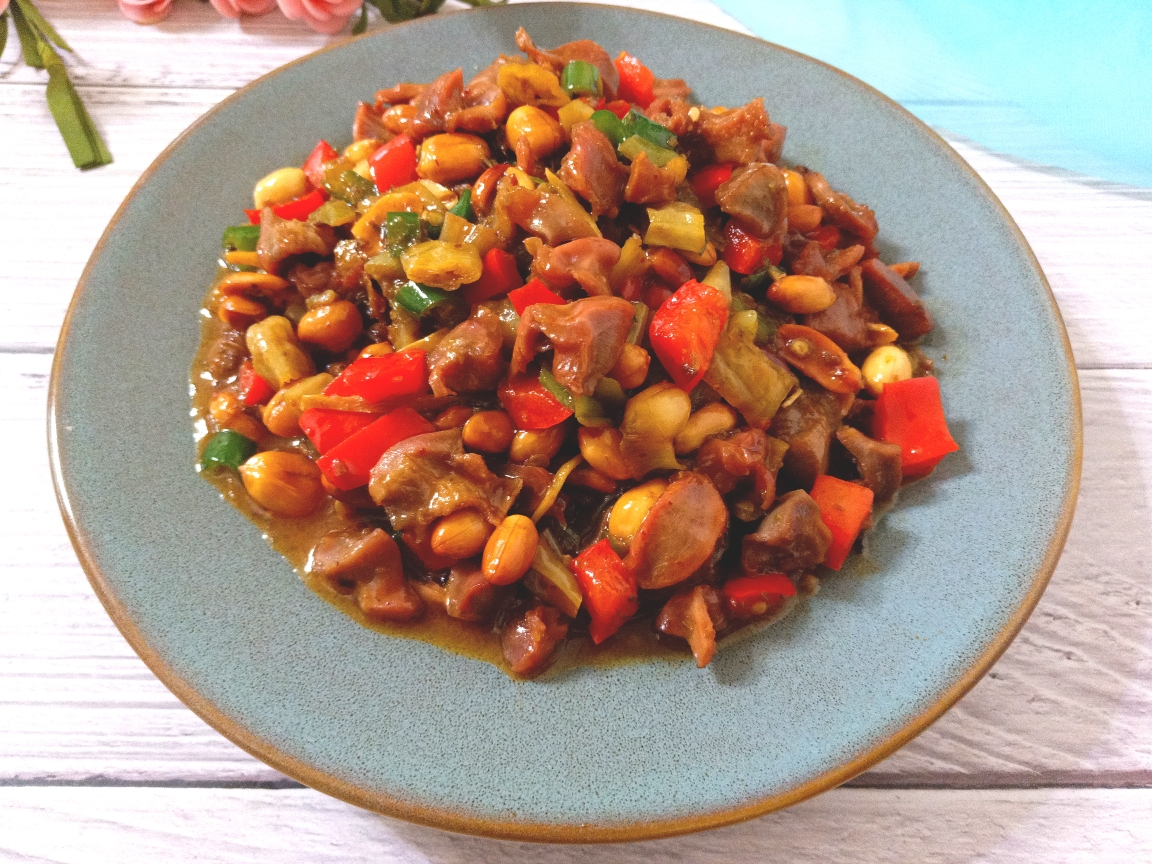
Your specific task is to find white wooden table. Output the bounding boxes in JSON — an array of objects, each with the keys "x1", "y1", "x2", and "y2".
[{"x1": 2, "y1": 2, "x2": 1151, "y2": 860}]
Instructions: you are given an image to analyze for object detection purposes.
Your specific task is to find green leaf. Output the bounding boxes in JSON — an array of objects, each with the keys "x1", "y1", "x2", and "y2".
[
  {"x1": 11, "y1": 0, "x2": 72, "y2": 52},
  {"x1": 0, "y1": 13, "x2": 9, "y2": 62},
  {"x1": 38, "y1": 39, "x2": 113, "y2": 169},
  {"x1": 351, "y1": 3, "x2": 368, "y2": 34},
  {"x1": 9, "y1": 2, "x2": 43, "y2": 69}
]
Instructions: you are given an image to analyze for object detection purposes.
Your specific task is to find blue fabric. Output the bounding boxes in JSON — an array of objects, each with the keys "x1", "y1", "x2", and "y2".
[{"x1": 712, "y1": 0, "x2": 1152, "y2": 187}]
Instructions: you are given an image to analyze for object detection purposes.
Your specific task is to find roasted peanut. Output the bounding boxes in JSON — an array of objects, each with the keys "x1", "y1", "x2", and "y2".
[
  {"x1": 382, "y1": 103, "x2": 416, "y2": 135},
  {"x1": 787, "y1": 203, "x2": 824, "y2": 233},
  {"x1": 343, "y1": 138, "x2": 381, "y2": 162},
  {"x1": 673, "y1": 402, "x2": 739, "y2": 454},
  {"x1": 430, "y1": 508, "x2": 494, "y2": 560},
  {"x1": 245, "y1": 316, "x2": 316, "y2": 389},
  {"x1": 462, "y1": 410, "x2": 514, "y2": 453},
  {"x1": 505, "y1": 105, "x2": 565, "y2": 163},
  {"x1": 217, "y1": 295, "x2": 267, "y2": 330},
  {"x1": 253, "y1": 167, "x2": 309, "y2": 209},
  {"x1": 434, "y1": 405, "x2": 475, "y2": 430},
  {"x1": 889, "y1": 261, "x2": 921, "y2": 279},
  {"x1": 496, "y1": 62, "x2": 570, "y2": 108},
  {"x1": 223, "y1": 250, "x2": 262, "y2": 269},
  {"x1": 608, "y1": 478, "x2": 667, "y2": 552},
  {"x1": 239, "y1": 450, "x2": 325, "y2": 517},
  {"x1": 297, "y1": 300, "x2": 364, "y2": 353},
  {"x1": 577, "y1": 427, "x2": 631, "y2": 480},
  {"x1": 358, "y1": 341, "x2": 395, "y2": 359},
  {"x1": 776, "y1": 323, "x2": 863, "y2": 394},
  {"x1": 418, "y1": 133, "x2": 492, "y2": 185},
  {"x1": 567, "y1": 465, "x2": 618, "y2": 494},
  {"x1": 482, "y1": 515, "x2": 539, "y2": 585},
  {"x1": 782, "y1": 168, "x2": 811, "y2": 206},
  {"x1": 208, "y1": 391, "x2": 264, "y2": 442},
  {"x1": 509, "y1": 423, "x2": 567, "y2": 463},
  {"x1": 609, "y1": 343, "x2": 651, "y2": 390},
  {"x1": 261, "y1": 373, "x2": 333, "y2": 438},
  {"x1": 767, "y1": 275, "x2": 837, "y2": 314},
  {"x1": 861, "y1": 345, "x2": 913, "y2": 396}
]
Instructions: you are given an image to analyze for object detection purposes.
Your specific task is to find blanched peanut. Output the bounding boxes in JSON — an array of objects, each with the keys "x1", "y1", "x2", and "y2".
[
  {"x1": 673, "y1": 402, "x2": 739, "y2": 454},
  {"x1": 418, "y1": 133, "x2": 492, "y2": 185},
  {"x1": 239, "y1": 450, "x2": 325, "y2": 517},
  {"x1": 767, "y1": 275, "x2": 837, "y2": 313},
  {"x1": 261, "y1": 373, "x2": 333, "y2": 438},
  {"x1": 608, "y1": 478, "x2": 667, "y2": 552},
  {"x1": 482, "y1": 515, "x2": 539, "y2": 585},
  {"x1": 509, "y1": 424, "x2": 567, "y2": 463},
  {"x1": 430, "y1": 508, "x2": 493, "y2": 560},
  {"x1": 867, "y1": 322, "x2": 900, "y2": 345},
  {"x1": 209, "y1": 391, "x2": 265, "y2": 442},
  {"x1": 782, "y1": 168, "x2": 811, "y2": 206},
  {"x1": 505, "y1": 105, "x2": 565, "y2": 162},
  {"x1": 434, "y1": 405, "x2": 475, "y2": 430},
  {"x1": 253, "y1": 167, "x2": 309, "y2": 209},
  {"x1": 787, "y1": 203, "x2": 824, "y2": 233},
  {"x1": 609, "y1": 343, "x2": 651, "y2": 390},
  {"x1": 217, "y1": 295, "x2": 267, "y2": 330},
  {"x1": 246, "y1": 316, "x2": 316, "y2": 389},
  {"x1": 889, "y1": 261, "x2": 921, "y2": 279},
  {"x1": 462, "y1": 410, "x2": 514, "y2": 453},
  {"x1": 297, "y1": 300, "x2": 363, "y2": 353},
  {"x1": 861, "y1": 345, "x2": 913, "y2": 396},
  {"x1": 577, "y1": 427, "x2": 631, "y2": 480}
]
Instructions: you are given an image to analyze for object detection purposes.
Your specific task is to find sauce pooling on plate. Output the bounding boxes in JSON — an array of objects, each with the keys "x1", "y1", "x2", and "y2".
[{"x1": 192, "y1": 28, "x2": 958, "y2": 678}]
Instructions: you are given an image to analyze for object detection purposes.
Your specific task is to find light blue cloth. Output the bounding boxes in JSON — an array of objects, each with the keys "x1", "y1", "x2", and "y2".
[{"x1": 712, "y1": 0, "x2": 1152, "y2": 187}]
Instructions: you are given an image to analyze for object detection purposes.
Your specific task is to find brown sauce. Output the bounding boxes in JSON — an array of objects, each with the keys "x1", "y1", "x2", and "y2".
[{"x1": 190, "y1": 292, "x2": 712, "y2": 678}]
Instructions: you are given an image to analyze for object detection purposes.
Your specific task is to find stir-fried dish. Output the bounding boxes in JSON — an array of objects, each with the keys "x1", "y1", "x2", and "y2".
[{"x1": 192, "y1": 29, "x2": 959, "y2": 677}]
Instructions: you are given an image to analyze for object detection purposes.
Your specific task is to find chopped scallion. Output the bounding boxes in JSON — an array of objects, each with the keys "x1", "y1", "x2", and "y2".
[
  {"x1": 618, "y1": 135, "x2": 678, "y2": 167},
  {"x1": 622, "y1": 108, "x2": 677, "y2": 149},
  {"x1": 448, "y1": 188, "x2": 474, "y2": 222},
  {"x1": 200, "y1": 429, "x2": 257, "y2": 472},
  {"x1": 385, "y1": 211, "x2": 421, "y2": 255},
  {"x1": 590, "y1": 109, "x2": 626, "y2": 147},
  {"x1": 560, "y1": 60, "x2": 601, "y2": 98},
  {"x1": 222, "y1": 224, "x2": 261, "y2": 252},
  {"x1": 539, "y1": 366, "x2": 575, "y2": 410}
]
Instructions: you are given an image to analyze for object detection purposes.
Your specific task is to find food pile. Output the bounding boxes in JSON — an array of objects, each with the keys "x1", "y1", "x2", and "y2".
[{"x1": 195, "y1": 29, "x2": 959, "y2": 676}]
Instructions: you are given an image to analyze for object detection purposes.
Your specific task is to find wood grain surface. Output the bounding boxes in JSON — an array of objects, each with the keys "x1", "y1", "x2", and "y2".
[{"x1": 1, "y1": 0, "x2": 1149, "y2": 859}]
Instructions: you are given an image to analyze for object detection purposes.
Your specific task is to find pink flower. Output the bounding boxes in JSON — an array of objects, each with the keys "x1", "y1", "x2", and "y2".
[
  {"x1": 210, "y1": 0, "x2": 278, "y2": 18},
  {"x1": 277, "y1": 0, "x2": 361, "y2": 34},
  {"x1": 0, "y1": 0, "x2": 9, "y2": 16},
  {"x1": 117, "y1": 0, "x2": 173, "y2": 24}
]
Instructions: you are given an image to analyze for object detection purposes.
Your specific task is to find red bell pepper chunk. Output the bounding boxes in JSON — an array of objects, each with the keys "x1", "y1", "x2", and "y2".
[
  {"x1": 316, "y1": 406, "x2": 434, "y2": 490},
  {"x1": 303, "y1": 139, "x2": 339, "y2": 188},
  {"x1": 723, "y1": 573, "x2": 796, "y2": 619},
  {"x1": 237, "y1": 360, "x2": 275, "y2": 406},
  {"x1": 244, "y1": 208, "x2": 262, "y2": 225},
  {"x1": 270, "y1": 188, "x2": 329, "y2": 222},
  {"x1": 597, "y1": 99, "x2": 632, "y2": 119},
  {"x1": 721, "y1": 221, "x2": 782, "y2": 275},
  {"x1": 872, "y1": 376, "x2": 959, "y2": 480},
  {"x1": 497, "y1": 372, "x2": 573, "y2": 430},
  {"x1": 648, "y1": 279, "x2": 729, "y2": 391},
  {"x1": 570, "y1": 539, "x2": 638, "y2": 644},
  {"x1": 690, "y1": 163, "x2": 734, "y2": 208},
  {"x1": 507, "y1": 279, "x2": 566, "y2": 316},
  {"x1": 614, "y1": 52, "x2": 655, "y2": 108},
  {"x1": 368, "y1": 134, "x2": 418, "y2": 192},
  {"x1": 324, "y1": 350, "x2": 428, "y2": 404},
  {"x1": 460, "y1": 248, "x2": 524, "y2": 305},
  {"x1": 808, "y1": 224, "x2": 840, "y2": 252},
  {"x1": 299, "y1": 407, "x2": 380, "y2": 455},
  {"x1": 809, "y1": 475, "x2": 875, "y2": 571}
]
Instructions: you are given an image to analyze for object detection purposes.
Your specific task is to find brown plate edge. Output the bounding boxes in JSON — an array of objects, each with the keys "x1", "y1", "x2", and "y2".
[{"x1": 46, "y1": 2, "x2": 1083, "y2": 844}]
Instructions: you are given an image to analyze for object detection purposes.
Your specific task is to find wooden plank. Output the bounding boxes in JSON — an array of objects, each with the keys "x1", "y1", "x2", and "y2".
[
  {"x1": 4, "y1": 353, "x2": 1151, "y2": 783},
  {"x1": 1, "y1": 82, "x2": 1149, "y2": 361},
  {"x1": 0, "y1": 0, "x2": 747, "y2": 90},
  {"x1": 0, "y1": 787, "x2": 1149, "y2": 861}
]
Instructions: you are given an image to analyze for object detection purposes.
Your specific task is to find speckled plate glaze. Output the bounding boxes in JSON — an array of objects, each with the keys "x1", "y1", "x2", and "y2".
[{"x1": 49, "y1": 3, "x2": 1080, "y2": 842}]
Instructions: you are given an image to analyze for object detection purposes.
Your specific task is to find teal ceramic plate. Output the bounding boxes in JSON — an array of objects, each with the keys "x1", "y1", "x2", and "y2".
[{"x1": 49, "y1": 3, "x2": 1080, "y2": 842}]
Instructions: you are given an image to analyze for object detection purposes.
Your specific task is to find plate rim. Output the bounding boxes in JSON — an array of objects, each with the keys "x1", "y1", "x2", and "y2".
[{"x1": 47, "y1": 2, "x2": 1083, "y2": 843}]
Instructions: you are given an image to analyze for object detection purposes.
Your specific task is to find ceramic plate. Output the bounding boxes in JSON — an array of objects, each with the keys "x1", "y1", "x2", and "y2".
[{"x1": 49, "y1": 3, "x2": 1080, "y2": 842}]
